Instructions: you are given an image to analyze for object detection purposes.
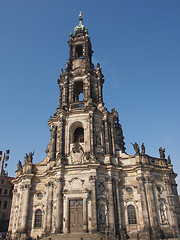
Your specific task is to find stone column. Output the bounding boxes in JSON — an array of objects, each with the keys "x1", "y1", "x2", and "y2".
[
  {"x1": 63, "y1": 78, "x2": 68, "y2": 105},
  {"x1": 63, "y1": 195, "x2": 69, "y2": 233},
  {"x1": 50, "y1": 125, "x2": 56, "y2": 160},
  {"x1": 136, "y1": 176, "x2": 151, "y2": 239},
  {"x1": 56, "y1": 118, "x2": 64, "y2": 160},
  {"x1": 55, "y1": 177, "x2": 64, "y2": 233},
  {"x1": 89, "y1": 176, "x2": 97, "y2": 233},
  {"x1": 83, "y1": 195, "x2": 88, "y2": 233},
  {"x1": 89, "y1": 113, "x2": 94, "y2": 154},
  {"x1": 45, "y1": 182, "x2": 53, "y2": 233},
  {"x1": 106, "y1": 176, "x2": 115, "y2": 236},
  {"x1": 164, "y1": 176, "x2": 177, "y2": 237},
  {"x1": 111, "y1": 123, "x2": 116, "y2": 155},
  {"x1": 116, "y1": 179, "x2": 123, "y2": 238},
  {"x1": 86, "y1": 74, "x2": 91, "y2": 100},
  {"x1": 98, "y1": 79, "x2": 103, "y2": 103},
  {"x1": 20, "y1": 183, "x2": 31, "y2": 233},
  {"x1": 104, "y1": 115, "x2": 110, "y2": 155},
  {"x1": 59, "y1": 86, "x2": 63, "y2": 107},
  {"x1": 8, "y1": 188, "x2": 17, "y2": 233},
  {"x1": 144, "y1": 175, "x2": 161, "y2": 239}
]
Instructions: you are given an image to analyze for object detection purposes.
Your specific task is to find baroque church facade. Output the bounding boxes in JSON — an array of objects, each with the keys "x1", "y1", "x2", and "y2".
[{"x1": 8, "y1": 14, "x2": 180, "y2": 240}]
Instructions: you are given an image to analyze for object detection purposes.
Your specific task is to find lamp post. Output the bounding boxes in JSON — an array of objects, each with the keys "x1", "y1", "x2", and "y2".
[{"x1": 0, "y1": 150, "x2": 10, "y2": 177}]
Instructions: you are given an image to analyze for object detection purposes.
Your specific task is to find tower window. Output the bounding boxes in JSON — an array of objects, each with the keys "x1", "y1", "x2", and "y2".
[
  {"x1": 34, "y1": 209, "x2": 42, "y2": 228},
  {"x1": 3, "y1": 201, "x2": 8, "y2": 209},
  {"x1": 127, "y1": 205, "x2": 137, "y2": 224},
  {"x1": 75, "y1": 45, "x2": 83, "y2": 58},
  {"x1": 74, "y1": 127, "x2": 84, "y2": 143},
  {"x1": 74, "y1": 81, "x2": 83, "y2": 102}
]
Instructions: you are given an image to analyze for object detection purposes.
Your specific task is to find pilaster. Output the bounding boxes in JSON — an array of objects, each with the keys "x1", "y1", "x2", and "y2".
[
  {"x1": 45, "y1": 181, "x2": 53, "y2": 234},
  {"x1": 20, "y1": 183, "x2": 31, "y2": 234},
  {"x1": 106, "y1": 176, "x2": 115, "y2": 237},
  {"x1": 89, "y1": 176, "x2": 97, "y2": 233},
  {"x1": 55, "y1": 177, "x2": 64, "y2": 233}
]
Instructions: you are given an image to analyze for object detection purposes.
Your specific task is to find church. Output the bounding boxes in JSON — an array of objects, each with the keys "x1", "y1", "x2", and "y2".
[{"x1": 8, "y1": 13, "x2": 180, "y2": 240}]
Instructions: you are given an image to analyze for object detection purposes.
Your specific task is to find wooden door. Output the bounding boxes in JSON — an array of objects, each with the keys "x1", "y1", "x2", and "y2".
[{"x1": 69, "y1": 199, "x2": 83, "y2": 233}]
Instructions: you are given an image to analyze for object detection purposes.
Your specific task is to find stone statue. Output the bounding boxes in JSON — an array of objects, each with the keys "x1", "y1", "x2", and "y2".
[
  {"x1": 28, "y1": 152, "x2": 34, "y2": 163},
  {"x1": 159, "y1": 147, "x2": 165, "y2": 159},
  {"x1": 24, "y1": 153, "x2": 28, "y2": 163},
  {"x1": 131, "y1": 142, "x2": 140, "y2": 154},
  {"x1": 17, "y1": 160, "x2": 22, "y2": 171},
  {"x1": 160, "y1": 202, "x2": 168, "y2": 223},
  {"x1": 111, "y1": 108, "x2": 119, "y2": 123},
  {"x1": 46, "y1": 143, "x2": 50, "y2": 154},
  {"x1": 141, "y1": 143, "x2": 145, "y2": 154},
  {"x1": 96, "y1": 135, "x2": 101, "y2": 146},
  {"x1": 167, "y1": 155, "x2": 171, "y2": 164},
  {"x1": 24, "y1": 152, "x2": 34, "y2": 164}
]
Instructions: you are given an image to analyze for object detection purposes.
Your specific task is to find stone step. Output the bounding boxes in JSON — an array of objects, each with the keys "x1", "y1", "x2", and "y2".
[{"x1": 42, "y1": 233, "x2": 115, "y2": 240}]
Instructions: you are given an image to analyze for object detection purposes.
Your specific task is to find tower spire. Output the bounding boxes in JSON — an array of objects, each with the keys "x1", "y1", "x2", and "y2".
[{"x1": 74, "y1": 12, "x2": 86, "y2": 34}]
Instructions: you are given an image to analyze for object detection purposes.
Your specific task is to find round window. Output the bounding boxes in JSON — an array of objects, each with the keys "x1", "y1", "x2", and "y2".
[
  {"x1": 126, "y1": 187, "x2": 133, "y2": 193},
  {"x1": 37, "y1": 192, "x2": 43, "y2": 198},
  {"x1": 157, "y1": 186, "x2": 161, "y2": 193}
]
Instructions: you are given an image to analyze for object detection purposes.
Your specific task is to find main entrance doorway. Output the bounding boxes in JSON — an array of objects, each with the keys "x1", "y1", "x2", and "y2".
[{"x1": 69, "y1": 199, "x2": 83, "y2": 233}]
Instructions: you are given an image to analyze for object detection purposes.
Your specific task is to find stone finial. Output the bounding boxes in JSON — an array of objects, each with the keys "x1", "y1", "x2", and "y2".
[{"x1": 17, "y1": 160, "x2": 22, "y2": 171}]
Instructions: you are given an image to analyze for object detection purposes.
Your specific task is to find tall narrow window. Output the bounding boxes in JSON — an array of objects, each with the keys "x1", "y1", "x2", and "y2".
[
  {"x1": 74, "y1": 127, "x2": 84, "y2": 143},
  {"x1": 75, "y1": 45, "x2": 83, "y2": 58},
  {"x1": 34, "y1": 209, "x2": 42, "y2": 228},
  {"x1": 74, "y1": 81, "x2": 83, "y2": 102},
  {"x1": 3, "y1": 201, "x2": 8, "y2": 209},
  {"x1": 127, "y1": 205, "x2": 137, "y2": 224}
]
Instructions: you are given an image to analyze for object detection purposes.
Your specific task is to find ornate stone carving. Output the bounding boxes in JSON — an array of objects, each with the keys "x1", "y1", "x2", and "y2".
[
  {"x1": 68, "y1": 143, "x2": 97, "y2": 165},
  {"x1": 68, "y1": 142, "x2": 84, "y2": 165}
]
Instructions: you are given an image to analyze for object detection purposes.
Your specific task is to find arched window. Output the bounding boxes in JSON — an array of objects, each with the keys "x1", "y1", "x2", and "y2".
[
  {"x1": 74, "y1": 127, "x2": 84, "y2": 143},
  {"x1": 74, "y1": 81, "x2": 83, "y2": 102},
  {"x1": 75, "y1": 45, "x2": 83, "y2": 58},
  {"x1": 127, "y1": 205, "x2": 137, "y2": 224},
  {"x1": 34, "y1": 209, "x2": 42, "y2": 228}
]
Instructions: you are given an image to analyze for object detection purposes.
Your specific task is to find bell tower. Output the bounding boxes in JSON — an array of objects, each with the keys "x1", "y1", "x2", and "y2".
[{"x1": 57, "y1": 13, "x2": 105, "y2": 113}]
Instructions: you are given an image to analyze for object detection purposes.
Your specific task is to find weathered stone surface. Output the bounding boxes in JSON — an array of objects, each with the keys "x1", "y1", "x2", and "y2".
[{"x1": 8, "y1": 13, "x2": 180, "y2": 240}]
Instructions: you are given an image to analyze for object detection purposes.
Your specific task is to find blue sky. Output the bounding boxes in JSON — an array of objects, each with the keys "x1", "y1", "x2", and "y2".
[{"x1": 0, "y1": 0, "x2": 180, "y2": 191}]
